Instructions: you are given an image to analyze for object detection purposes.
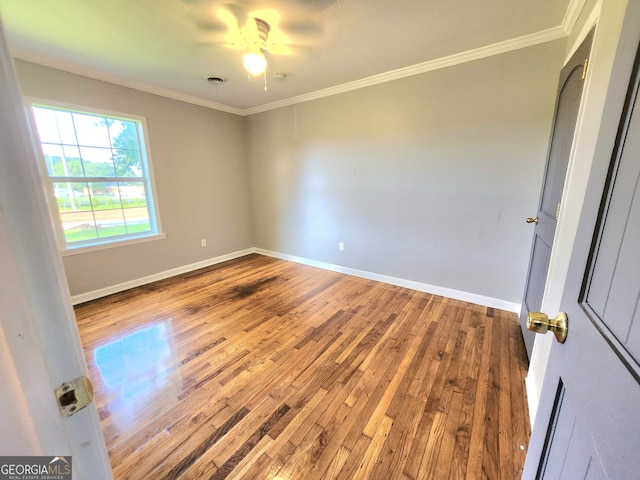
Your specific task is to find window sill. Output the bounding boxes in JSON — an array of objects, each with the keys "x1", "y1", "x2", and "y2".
[{"x1": 60, "y1": 232, "x2": 166, "y2": 257}]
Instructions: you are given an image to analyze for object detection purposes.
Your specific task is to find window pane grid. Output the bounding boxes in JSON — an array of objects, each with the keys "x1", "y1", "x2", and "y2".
[
  {"x1": 31, "y1": 103, "x2": 158, "y2": 249},
  {"x1": 51, "y1": 177, "x2": 145, "y2": 183}
]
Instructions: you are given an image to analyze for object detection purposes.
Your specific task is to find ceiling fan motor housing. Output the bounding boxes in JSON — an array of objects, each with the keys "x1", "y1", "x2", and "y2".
[{"x1": 255, "y1": 18, "x2": 271, "y2": 45}]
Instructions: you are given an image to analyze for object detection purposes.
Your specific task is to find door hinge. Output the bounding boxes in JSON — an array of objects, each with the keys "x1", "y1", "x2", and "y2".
[
  {"x1": 582, "y1": 58, "x2": 589, "y2": 80},
  {"x1": 556, "y1": 203, "x2": 562, "y2": 220},
  {"x1": 55, "y1": 376, "x2": 94, "y2": 417}
]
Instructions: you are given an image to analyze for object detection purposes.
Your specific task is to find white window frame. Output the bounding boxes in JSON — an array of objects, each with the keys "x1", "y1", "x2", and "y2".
[{"x1": 25, "y1": 97, "x2": 165, "y2": 255}]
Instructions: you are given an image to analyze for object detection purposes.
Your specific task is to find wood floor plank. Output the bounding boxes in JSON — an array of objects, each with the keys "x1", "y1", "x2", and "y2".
[
  {"x1": 498, "y1": 310, "x2": 516, "y2": 480},
  {"x1": 361, "y1": 317, "x2": 423, "y2": 438},
  {"x1": 433, "y1": 390, "x2": 465, "y2": 479},
  {"x1": 403, "y1": 302, "x2": 459, "y2": 478},
  {"x1": 74, "y1": 254, "x2": 531, "y2": 479},
  {"x1": 466, "y1": 318, "x2": 493, "y2": 479},
  {"x1": 333, "y1": 433, "x2": 372, "y2": 480},
  {"x1": 482, "y1": 314, "x2": 502, "y2": 480},
  {"x1": 352, "y1": 414, "x2": 394, "y2": 480},
  {"x1": 368, "y1": 392, "x2": 423, "y2": 479},
  {"x1": 322, "y1": 445, "x2": 351, "y2": 480},
  {"x1": 271, "y1": 423, "x2": 327, "y2": 479},
  {"x1": 263, "y1": 387, "x2": 328, "y2": 457}
]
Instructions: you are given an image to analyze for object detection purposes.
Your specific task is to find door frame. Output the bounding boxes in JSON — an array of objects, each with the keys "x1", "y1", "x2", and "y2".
[
  {"x1": 519, "y1": 27, "x2": 594, "y2": 360},
  {"x1": 526, "y1": 0, "x2": 640, "y2": 423},
  {"x1": 0, "y1": 16, "x2": 112, "y2": 478}
]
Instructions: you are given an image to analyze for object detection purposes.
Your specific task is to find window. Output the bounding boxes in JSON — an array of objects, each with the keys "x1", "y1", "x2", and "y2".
[{"x1": 28, "y1": 101, "x2": 162, "y2": 252}]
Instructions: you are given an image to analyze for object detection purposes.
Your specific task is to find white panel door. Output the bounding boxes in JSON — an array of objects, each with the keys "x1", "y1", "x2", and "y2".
[{"x1": 524, "y1": 1, "x2": 640, "y2": 477}]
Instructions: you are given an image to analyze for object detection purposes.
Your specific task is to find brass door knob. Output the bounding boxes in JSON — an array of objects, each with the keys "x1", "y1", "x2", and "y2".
[
  {"x1": 527, "y1": 311, "x2": 568, "y2": 343},
  {"x1": 526, "y1": 217, "x2": 539, "y2": 224}
]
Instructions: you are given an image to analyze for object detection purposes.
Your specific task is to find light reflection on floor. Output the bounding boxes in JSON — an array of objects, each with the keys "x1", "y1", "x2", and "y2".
[{"x1": 93, "y1": 321, "x2": 181, "y2": 432}]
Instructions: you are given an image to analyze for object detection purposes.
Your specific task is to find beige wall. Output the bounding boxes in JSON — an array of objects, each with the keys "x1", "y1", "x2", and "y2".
[
  {"x1": 246, "y1": 40, "x2": 566, "y2": 304},
  {"x1": 15, "y1": 60, "x2": 253, "y2": 296}
]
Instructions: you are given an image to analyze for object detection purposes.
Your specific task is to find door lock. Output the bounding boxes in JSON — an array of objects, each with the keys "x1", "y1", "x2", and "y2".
[
  {"x1": 527, "y1": 312, "x2": 568, "y2": 343},
  {"x1": 55, "y1": 376, "x2": 94, "y2": 417}
]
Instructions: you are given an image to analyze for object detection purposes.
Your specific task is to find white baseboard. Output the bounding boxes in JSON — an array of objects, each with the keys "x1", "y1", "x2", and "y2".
[
  {"x1": 254, "y1": 248, "x2": 521, "y2": 313},
  {"x1": 71, "y1": 246, "x2": 522, "y2": 314},
  {"x1": 70, "y1": 248, "x2": 254, "y2": 305}
]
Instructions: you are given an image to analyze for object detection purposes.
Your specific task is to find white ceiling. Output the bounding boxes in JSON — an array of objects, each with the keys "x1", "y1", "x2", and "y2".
[{"x1": 1, "y1": 0, "x2": 579, "y2": 115}]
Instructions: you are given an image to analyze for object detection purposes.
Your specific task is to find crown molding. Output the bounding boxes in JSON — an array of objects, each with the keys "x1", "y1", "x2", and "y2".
[
  {"x1": 243, "y1": 25, "x2": 568, "y2": 115},
  {"x1": 10, "y1": 48, "x2": 245, "y2": 116},
  {"x1": 13, "y1": 0, "x2": 585, "y2": 118}
]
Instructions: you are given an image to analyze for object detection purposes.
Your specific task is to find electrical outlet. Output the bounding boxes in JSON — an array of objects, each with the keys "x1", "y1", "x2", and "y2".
[
  {"x1": 201, "y1": 239, "x2": 207, "y2": 247},
  {"x1": 339, "y1": 242, "x2": 344, "y2": 251}
]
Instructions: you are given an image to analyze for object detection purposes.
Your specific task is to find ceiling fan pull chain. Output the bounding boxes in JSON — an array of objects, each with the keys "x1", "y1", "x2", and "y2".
[{"x1": 264, "y1": 70, "x2": 268, "y2": 92}]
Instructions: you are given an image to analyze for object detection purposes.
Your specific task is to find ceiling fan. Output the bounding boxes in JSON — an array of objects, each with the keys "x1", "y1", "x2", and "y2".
[
  {"x1": 223, "y1": 14, "x2": 287, "y2": 76},
  {"x1": 188, "y1": 2, "x2": 323, "y2": 76}
]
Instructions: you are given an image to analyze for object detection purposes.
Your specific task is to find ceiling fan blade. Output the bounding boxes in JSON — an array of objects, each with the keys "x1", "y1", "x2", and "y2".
[
  {"x1": 191, "y1": 18, "x2": 227, "y2": 34},
  {"x1": 217, "y1": 8, "x2": 240, "y2": 30},
  {"x1": 222, "y1": 2, "x2": 250, "y2": 25},
  {"x1": 280, "y1": 20, "x2": 323, "y2": 38},
  {"x1": 215, "y1": 8, "x2": 248, "y2": 48}
]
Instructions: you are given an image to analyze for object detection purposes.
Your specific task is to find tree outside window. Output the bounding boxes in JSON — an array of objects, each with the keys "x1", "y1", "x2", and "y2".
[{"x1": 29, "y1": 103, "x2": 162, "y2": 250}]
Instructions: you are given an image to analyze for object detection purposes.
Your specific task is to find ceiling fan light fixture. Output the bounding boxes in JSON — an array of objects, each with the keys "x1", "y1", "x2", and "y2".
[{"x1": 243, "y1": 49, "x2": 267, "y2": 76}]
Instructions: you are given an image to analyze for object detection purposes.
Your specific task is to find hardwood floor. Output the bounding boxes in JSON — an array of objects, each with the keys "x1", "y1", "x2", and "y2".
[{"x1": 75, "y1": 254, "x2": 531, "y2": 479}]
